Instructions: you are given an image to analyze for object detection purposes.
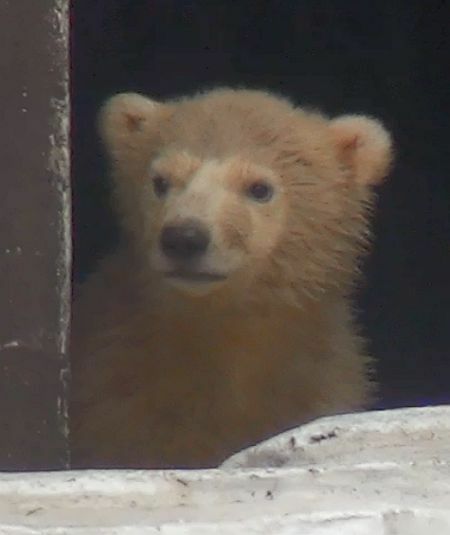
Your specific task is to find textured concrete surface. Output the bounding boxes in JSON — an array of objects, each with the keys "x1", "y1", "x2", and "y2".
[{"x1": 1, "y1": 406, "x2": 450, "y2": 534}]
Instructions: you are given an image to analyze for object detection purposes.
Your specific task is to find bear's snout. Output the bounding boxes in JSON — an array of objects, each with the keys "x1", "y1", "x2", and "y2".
[{"x1": 159, "y1": 219, "x2": 210, "y2": 261}]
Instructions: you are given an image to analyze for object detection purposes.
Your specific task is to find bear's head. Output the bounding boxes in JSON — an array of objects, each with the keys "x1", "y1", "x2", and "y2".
[{"x1": 99, "y1": 88, "x2": 393, "y2": 306}]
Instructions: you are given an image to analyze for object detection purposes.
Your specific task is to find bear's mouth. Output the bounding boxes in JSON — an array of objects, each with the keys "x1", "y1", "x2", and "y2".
[{"x1": 164, "y1": 270, "x2": 227, "y2": 283}]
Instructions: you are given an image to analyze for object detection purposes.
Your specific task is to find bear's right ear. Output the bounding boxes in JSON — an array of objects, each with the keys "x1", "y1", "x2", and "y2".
[
  {"x1": 328, "y1": 115, "x2": 393, "y2": 186},
  {"x1": 98, "y1": 93, "x2": 164, "y2": 158}
]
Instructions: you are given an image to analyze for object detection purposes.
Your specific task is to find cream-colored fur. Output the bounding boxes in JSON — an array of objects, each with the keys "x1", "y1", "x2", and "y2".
[{"x1": 70, "y1": 88, "x2": 393, "y2": 469}]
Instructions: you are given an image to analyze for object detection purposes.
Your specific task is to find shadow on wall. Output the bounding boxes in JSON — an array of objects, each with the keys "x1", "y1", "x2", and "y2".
[{"x1": 71, "y1": 0, "x2": 450, "y2": 410}]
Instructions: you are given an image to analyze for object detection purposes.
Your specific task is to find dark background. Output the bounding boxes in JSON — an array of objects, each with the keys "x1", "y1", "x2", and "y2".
[{"x1": 71, "y1": 0, "x2": 450, "y2": 410}]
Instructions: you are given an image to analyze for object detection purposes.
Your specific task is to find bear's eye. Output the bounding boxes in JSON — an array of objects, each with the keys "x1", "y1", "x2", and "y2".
[
  {"x1": 152, "y1": 175, "x2": 170, "y2": 198},
  {"x1": 246, "y1": 180, "x2": 274, "y2": 203}
]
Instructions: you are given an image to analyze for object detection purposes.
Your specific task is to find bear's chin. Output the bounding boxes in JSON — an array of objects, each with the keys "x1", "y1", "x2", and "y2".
[{"x1": 163, "y1": 272, "x2": 227, "y2": 297}]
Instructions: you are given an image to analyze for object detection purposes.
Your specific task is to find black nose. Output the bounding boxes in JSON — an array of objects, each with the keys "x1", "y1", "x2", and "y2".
[{"x1": 160, "y1": 220, "x2": 210, "y2": 260}]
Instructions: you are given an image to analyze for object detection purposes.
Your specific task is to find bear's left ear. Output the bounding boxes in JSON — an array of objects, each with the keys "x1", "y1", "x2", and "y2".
[
  {"x1": 98, "y1": 93, "x2": 165, "y2": 159},
  {"x1": 329, "y1": 115, "x2": 393, "y2": 186}
]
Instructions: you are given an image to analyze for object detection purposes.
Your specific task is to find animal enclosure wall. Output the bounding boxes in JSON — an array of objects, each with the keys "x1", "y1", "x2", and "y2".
[{"x1": 0, "y1": 0, "x2": 70, "y2": 470}]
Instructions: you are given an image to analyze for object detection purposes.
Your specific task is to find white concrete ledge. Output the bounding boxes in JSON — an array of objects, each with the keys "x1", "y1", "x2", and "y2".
[{"x1": 1, "y1": 406, "x2": 450, "y2": 534}]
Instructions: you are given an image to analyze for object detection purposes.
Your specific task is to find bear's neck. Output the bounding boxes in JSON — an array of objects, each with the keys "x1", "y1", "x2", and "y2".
[{"x1": 147, "y1": 278, "x2": 343, "y2": 364}]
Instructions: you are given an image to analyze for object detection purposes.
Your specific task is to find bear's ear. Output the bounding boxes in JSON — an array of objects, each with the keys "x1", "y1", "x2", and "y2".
[
  {"x1": 329, "y1": 115, "x2": 393, "y2": 186},
  {"x1": 98, "y1": 93, "x2": 164, "y2": 157}
]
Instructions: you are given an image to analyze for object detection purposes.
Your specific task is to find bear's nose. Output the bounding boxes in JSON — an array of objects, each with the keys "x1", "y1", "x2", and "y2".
[{"x1": 160, "y1": 220, "x2": 210, "y2": 260}]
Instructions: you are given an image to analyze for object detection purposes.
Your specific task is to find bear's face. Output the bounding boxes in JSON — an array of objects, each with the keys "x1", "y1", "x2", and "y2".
[
  {"x1": 100, "y1": 89, "x2": 393, "y2": 304},
  {"x1": 145, "y1": 150, "x2": 287, "y2": 296}
]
